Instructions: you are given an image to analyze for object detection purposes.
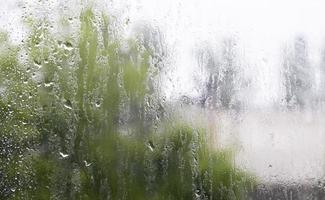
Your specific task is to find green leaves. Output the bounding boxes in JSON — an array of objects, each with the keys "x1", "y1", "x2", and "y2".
[{"x1": 0, "y1": 7, "x2": 255, "y2": 200}]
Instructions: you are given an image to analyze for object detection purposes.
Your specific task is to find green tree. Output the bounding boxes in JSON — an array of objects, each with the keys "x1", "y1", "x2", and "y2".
[
  {"x1": 0, "y1": 7, "x2": 255, "y2": 200},
  {"x1": 282, "y1": 36, "x2": 313, "y2": 110}
]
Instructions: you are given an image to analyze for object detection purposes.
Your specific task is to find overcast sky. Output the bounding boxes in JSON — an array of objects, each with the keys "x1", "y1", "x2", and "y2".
[
  {"x1": 2, "y1": 0, "x2": 325, "y2": 106},
  {"x1": 125, "y1": 0, "x2": 325, "y2": 106}
]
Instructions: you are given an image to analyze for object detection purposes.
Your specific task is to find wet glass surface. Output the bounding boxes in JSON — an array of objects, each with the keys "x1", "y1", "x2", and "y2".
[{"x1": 1, "y1": 0, "x2": 325, "y2": 199}]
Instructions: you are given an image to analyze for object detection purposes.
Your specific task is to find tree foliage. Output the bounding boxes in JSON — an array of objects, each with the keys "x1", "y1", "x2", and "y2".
[{"x1": 0, "y1": 7, "x2": 255, "y2": 200}]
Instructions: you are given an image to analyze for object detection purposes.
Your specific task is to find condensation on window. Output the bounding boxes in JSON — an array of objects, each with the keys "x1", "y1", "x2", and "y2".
[{"x1": 1, "y1": 0, "x2": 325, "y2": 199}]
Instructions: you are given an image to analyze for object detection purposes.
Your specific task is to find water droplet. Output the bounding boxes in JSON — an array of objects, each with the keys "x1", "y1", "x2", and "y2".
[
  {"x1": 44, "y1": 82, "x2": 54, "y2": 87},
  {"x1": 95, "y1": 100, "x2": 101, "y2": 108},
  {"x1": 195, "y1": 190, "x2": 200, "y2": 198},
  {"x1": 84, "y1": 160, "x2": 92, "y2": 167},
  {"x1": 59, "y1": 152, "x2": 69, "y2": 158},
  {"x1": 147, "y1": 140, "x2": 155, "y2": 152},
  {"x1": 64, "y1": 99, "x2": 72, "y2": 110},
  {"x1": 33, "y1": 59, "x2": 42, "y2": 69},
  {"x1": 64, "y1": 41, "x2": 73, "y2": 51}
]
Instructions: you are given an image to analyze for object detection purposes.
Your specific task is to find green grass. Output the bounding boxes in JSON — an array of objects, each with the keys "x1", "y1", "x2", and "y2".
[{"x1": 0, "y1": 7, "x2": 255, "y2": 200}]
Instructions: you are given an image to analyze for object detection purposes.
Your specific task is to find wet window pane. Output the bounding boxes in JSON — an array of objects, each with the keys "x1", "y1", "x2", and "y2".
[{"x1": 1, "y1": 0, "x2": 325, "y2": 199}]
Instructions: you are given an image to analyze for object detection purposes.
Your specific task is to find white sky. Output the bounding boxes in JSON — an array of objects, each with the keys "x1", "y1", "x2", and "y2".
[
  {"x1": 2, "y1": 0, "x2": 325, "y2": 106},
  {"x1": 123, "y1": 0, "x2": 325, "y2": 106}
]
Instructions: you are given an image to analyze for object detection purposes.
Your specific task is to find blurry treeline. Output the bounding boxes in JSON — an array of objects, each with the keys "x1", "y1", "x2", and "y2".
[{"x1": 191, "y1": 36, "x2": 325, "y2": 112}]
